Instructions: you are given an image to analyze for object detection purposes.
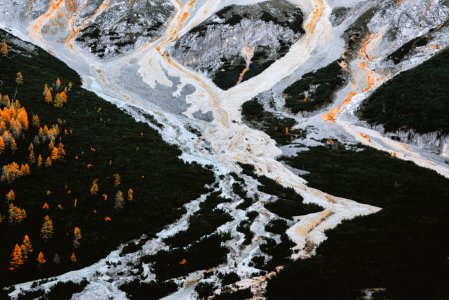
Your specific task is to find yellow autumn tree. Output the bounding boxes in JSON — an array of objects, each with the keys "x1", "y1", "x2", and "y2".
[
  {"x1": 127, "y1": 188, "x2": 133, "y2": 201},
  {"x1": 37, "y1": 155, "x2": 43, "y2": 168},
  {"x1": 1, "y1": 39, "x2": 8, "y2": 57},
  {"x1": 9, "y1": 244, "x2": 23, "y2": 271},
  {"x1": 40, "y1": 215, "x2": 54, "y2": 242}
]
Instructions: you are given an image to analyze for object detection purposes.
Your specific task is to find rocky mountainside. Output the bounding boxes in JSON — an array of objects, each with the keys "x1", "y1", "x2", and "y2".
[{"x1": 0, "y1": 0, "x2": 448, "y2": 299}]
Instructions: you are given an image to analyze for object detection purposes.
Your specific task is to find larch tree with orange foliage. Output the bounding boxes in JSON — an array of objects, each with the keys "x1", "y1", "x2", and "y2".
[
  {"x1": 8, "y1": 204, "x2": 27, "y2": 224},
  {"x1": 44, "y1": 88, "x2": 53, "y2": 104},
  {"x1": 6, "y1": 189, "x2": 15, "y2": 202},
  {"x1": 36, "y1": 251, "x2": 46, "y2": 266},
  {"x1": 59, "y1": 91, "x2": 68, "y2": 103},
  {"x1": 51, "y1": 147, "x2": 59, "y2": 160},
  {"x1": 45, "y1": 157, "x2": 52, "y2": 167},
  {"x1": 22, "y1": 234, "x2": 33, "y2": 254},
  {"x1": 90, "y1": 179, "x2": 99, "y2": 195},
  {"x1": 10, "y1": 138, "x2": 17, "y2": 153},
  {"x1": 29, "y1": 148, "x2": 35, "y2": 164},
  {"x1": 55, "y1": 78, "x2": 62, "y2": 91},
  {"x1": 1, "y1": 39, "x2": 8, "y2": 57},
  {"x1": 0, "y1": 136, "x2": 5, "y2": 154},
  {"x1": 17, "y1": 108, "x2": 29, "y2": 129},
  {"x1": 40, "y1": 215, "x2": 54, "y2": 242},
  {"x1": 9, "y1": 244, "x2": 23, "y2": 271},
  {"x1": 54, "y1": 93, "x2": 64, "y2": 108},
  {"x1": 32, "y1": 114, "x2": 40, "y2": 128},
  {"x1": 58, "y1": 142, "x2": 66, "y2": 158},
  {"x1": 70, "y1": 252, "x2": 77, "y2": 263},
  {"x1": 37, "y1": 155, "x2": 43, "y2": 168},
  {"x1": 73, "y1": 227, "x2": 82, "y2": 248}
]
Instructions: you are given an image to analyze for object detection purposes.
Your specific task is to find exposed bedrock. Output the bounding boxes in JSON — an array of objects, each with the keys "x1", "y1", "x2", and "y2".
[
  {"x1": 171, "y1": 0, "x2": 305, "y2": 90},
  {"x1": 75, "y1": 0, "x2": 174, "y2": 58}
]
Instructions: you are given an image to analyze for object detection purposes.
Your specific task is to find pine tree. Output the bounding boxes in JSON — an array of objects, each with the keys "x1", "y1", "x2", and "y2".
[
  {"x1": 114, "y1": 190, "x2": 124, "y2": 210},
  {"x1": 1, "y1": 39, "x2": 8, "y2": 57},
  {"x1": 90, "y1": 179, "x2": 99, "y2": 195},
  {"x1": 127, "y1": 188, "x2": 133, "y2": 201},
  {"x1": 53, "y1": 253, "x2": 60, "y2": 265},
  {"x1": 36, "y1": 251, "x2": 46, "y2": 266},
  {"x1": 73, "y1": 227, "x2": 82, "y2": 248},
  {"x1": 40, "y1": 215, "x2": 54, "y2": 242},
  {"x1": 9, "y1": 244, "x2": 23, "y2": 271},
  {"x1": 6, "y1": 189, "x2": 15, "y2": 202}
]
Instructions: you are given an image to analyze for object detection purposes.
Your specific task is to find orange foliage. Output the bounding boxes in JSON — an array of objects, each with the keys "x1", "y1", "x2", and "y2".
[
  {"x1": 9, "y1": 244, "x2": 24, "y2": 270},
  {"x1": 36, "y1": 251, "x2": 46, "y2": 265}
]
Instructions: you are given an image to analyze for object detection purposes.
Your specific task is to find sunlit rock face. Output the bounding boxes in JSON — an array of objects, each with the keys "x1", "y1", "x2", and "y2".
[
  {"x1": 171, "y1": 0, "x2": 305, "y2": 90},
  {"x1": 75, "y1": 0, "x2": 174, "y2": 58}
]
